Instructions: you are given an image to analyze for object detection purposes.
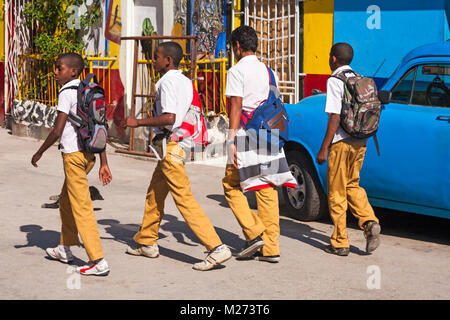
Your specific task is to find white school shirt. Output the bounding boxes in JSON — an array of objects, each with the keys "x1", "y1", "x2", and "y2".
[
  {"x1": 56, "y1": 79, "x2": 81, "y2": 153},
  {"x1": 154, "y1": 69, "x2": 193, "y2": 133},
  {"x1": 324, "y1": 65, "x2": 353, "y2": 144},
  {"x1": 225, "y1": 54, "x2": 279, "y2": 113}
]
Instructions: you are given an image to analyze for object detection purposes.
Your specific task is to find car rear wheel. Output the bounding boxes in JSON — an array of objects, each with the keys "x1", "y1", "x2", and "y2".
[{"x1": 282, "y1": 149, "x2": 328, "y2": 221}]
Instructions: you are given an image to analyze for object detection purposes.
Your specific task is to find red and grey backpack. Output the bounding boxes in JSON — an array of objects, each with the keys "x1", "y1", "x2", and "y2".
[
  {"x1": 169, "y1": 82, "x2": 208, "y2": 151},
  {"x1": 62, "y1": 74, "x2": 108, "y2": 153}
]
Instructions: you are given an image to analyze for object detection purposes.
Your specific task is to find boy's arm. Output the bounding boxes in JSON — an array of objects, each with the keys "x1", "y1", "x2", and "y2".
[
  {"x1": 316, "y1": 77, "x2": 343, "y2": 165},
  {"x1": 227, "y1": 96, "x2": 243, "y2": 168},
  {"x1": 123, "y1": 113, "x2": 175, "y2": 129},
  {"x1": 316, "y1": 113, "x2": 340, "y2": 164},
  {"x1": 98, "y1": 151, "x2": 112, "y2": 186},
  {"x1": 31, "y1": 111, "x2": 68, "y2": 167}
]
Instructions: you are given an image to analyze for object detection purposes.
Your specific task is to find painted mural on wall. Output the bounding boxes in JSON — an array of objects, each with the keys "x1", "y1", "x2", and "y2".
[
  {"x1": 173, "y1": 0, "x2": 226, "y2": 58},
  {"x1": 12, "y1": 100, "x2": 57, "y2": 128},
  {"x1": 193, "y1": 0, "x2": 225, "y2": 57},
  {"x1": 105, "y1": 0, "x2": 122, "y2": 45}
]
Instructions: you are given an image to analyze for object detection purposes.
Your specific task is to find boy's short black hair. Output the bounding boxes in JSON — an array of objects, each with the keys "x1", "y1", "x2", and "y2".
[
  {"x1": 231, "y1": 25, "x2": 258, "y2": 53},
  {"x1": 330, "y1": 43, "x2": 354, "y2": 65},
  {"x1": 158, "y1": 42, "x2": 184, "y2": 68},
  {"x1": 57, "y1": 52, "x2": 84, "y2": 77}
]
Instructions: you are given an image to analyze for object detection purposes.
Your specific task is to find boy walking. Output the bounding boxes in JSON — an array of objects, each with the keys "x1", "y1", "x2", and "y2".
[
  {"x1": 223, "y1": 25, "x2": 296, "y2": 263},
  {"x1": 31, "y1": 53, "x2": 112, "y2": 275},
  {"x1": 123, "y1": 42, "x2": 231, "y2": 271},
  {"x1": 316, "y1": 43, "x2": 381, "y2": 256}
]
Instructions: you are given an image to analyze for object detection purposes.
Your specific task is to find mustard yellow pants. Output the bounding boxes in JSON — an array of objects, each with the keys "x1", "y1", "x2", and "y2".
[
  {"x1": 59, "y1": 151, "x2": 104, "y2": 262},
  {"x1": 134, "y1": 142, "x2": 223, "y2": 252},
  {"x1": 222, "y1": 165, "x2": 280, "y2": 256},
  {"x1": 327, "y1": 141, "x2": 379, "y2": 249}
]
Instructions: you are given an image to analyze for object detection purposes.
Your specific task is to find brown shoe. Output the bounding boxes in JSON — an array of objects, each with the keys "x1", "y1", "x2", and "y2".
[
  {"x1": 324, "y1": 245, "x2": 349, "y2": 256},
  {"x1": 364, "y1": 221, "x2": 381, "y2": 253}
]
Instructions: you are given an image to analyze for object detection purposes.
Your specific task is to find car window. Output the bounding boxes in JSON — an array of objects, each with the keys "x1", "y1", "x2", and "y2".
[
  {"x1": 391, "y1": 67, "x2": 416, "y2": 104},
  {"x1": 411, "y1": 64, "x2": 450, "y2": 108}
]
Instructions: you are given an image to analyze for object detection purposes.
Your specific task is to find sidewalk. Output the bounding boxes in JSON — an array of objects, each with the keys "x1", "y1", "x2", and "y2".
[{"x1": 1, "y1": 127, "x2": 449, "y2": 300}]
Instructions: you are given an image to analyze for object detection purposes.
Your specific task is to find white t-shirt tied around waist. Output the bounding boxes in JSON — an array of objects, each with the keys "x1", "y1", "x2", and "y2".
[{"x1": 56, "y1": 79, "x2": 81, "y2": 154}]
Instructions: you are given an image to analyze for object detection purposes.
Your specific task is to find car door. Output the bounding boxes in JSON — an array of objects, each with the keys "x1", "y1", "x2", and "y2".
[{"x1": 362, "y1": 63, "x2": 450, "y2": 214}]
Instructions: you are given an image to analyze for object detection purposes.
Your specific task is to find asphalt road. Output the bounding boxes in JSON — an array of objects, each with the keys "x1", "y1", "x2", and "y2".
[{"x1": 1, "y1": 128, "x2": 449, "y2": 300}]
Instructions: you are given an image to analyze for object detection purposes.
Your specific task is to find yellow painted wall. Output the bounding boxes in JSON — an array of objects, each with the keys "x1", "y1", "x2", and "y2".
[{"x1": 303, "y1": 0, "x2": 334, "y2": 75}]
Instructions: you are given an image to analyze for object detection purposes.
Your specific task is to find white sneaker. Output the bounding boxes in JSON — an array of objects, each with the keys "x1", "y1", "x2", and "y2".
[
  {"x1": 76, "y1": 259, "x2": 110, "y2": 276},
  {"x1": 46, "y1": 246, "x2": 73, "y2": 263},
  {"x1": 192, "y1": 245, "x2": 232, "y2": 271},
  {"x1": 126, "y1": 243, "x2": 159, "y2": 258}
]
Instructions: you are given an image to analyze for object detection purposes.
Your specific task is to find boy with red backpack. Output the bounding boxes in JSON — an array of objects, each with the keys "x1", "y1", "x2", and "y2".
[
  {"x1": 123, "y1": 42, "x2": 231, "y2": 271},
  {"x1": 31, "y1": 53, "x2": 112, "y2": 276},
  {"x1": 316, "y1": 42, "x2": 381, "y2": 256}
]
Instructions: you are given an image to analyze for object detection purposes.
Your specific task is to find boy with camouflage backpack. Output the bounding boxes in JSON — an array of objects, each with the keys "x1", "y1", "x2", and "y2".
[{"x1": 316, "y1": 43, "x2": 381, "y2": 256}]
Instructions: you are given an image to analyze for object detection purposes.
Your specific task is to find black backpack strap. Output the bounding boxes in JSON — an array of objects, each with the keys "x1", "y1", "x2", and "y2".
[
  {"x1": 83, "y1": 73, "x2": 98, "y2": 85},
  {"x1": 330, "y1": 69, "x2": 358, "y2": 82},
  {"x1": 373, "y1": 134, "x2": 381, "y2": 156},
  {"x1": 59, "y1": 85, "x2": 78, "y2": 94}
]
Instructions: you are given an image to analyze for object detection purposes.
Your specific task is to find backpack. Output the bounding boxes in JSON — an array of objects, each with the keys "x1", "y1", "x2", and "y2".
[
  {"x1": 240, "y1": 67, "x2": 289, "y2": 152},
  {"x1": 332, "y1": 70, "x2": 382, "y2": 139},
  {"x1": 169, "y1": 82, "x2": 208, "y2": 151},
  {"x1": 63, "y1": 74, "x2": 108, "y2": 154}
]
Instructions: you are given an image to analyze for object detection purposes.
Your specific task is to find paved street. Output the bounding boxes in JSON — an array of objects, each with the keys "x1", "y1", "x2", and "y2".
[{"x1": 1, "y1": 128, "x2": 449, "y2": 300}]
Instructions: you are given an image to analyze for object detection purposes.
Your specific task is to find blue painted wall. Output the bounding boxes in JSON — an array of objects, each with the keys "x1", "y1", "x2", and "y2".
[{"x1": 334, "y1": 0, "x2": 450, "y2": 89}]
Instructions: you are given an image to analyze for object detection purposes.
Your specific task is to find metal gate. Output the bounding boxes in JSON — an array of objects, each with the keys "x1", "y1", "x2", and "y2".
[
  {"x1": 233, "y1": 0, "x2": 301, "y2": 104},
  {"x1": 4, "y1": 0, "x2": 32, "y2": 115}
]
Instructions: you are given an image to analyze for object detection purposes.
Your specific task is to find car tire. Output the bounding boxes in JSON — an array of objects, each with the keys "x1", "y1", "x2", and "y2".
[{"x1": 282, "y1": 149, "x2": 328, "y2": 221}]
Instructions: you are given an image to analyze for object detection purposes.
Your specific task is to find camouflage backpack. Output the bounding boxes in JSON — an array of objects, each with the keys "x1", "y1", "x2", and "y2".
[{"x1": 332, "y1": 70, "x2": 382, "y2": 139}]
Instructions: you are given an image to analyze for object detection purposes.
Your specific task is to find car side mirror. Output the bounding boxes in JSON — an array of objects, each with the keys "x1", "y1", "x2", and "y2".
[
  {"x1": 312, "y1": 89, "x2": 323, "y2": 95},
  {"x1": 378, "y1": 90, "x2": 392, "y2": 104}
]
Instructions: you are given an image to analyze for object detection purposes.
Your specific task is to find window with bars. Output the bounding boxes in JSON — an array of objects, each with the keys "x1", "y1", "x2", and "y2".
[{"x1": 244, "y1": 0, "x2": 302, "y2": 104}]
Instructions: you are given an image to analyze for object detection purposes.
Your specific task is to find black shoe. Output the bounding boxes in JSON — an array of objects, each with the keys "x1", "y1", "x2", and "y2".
[
  {"x1": 324, "y1": 245, "x2": 349, "y2": 256},
  {"x1": 254, "y1": 251, "x2": 280, "y2": 263},
  {"x1": 236, "y1": 235, "x2": 265, "y2": 259},
  {"x1": 364, "y1": 221, "x2": 381, "y2": 253}
]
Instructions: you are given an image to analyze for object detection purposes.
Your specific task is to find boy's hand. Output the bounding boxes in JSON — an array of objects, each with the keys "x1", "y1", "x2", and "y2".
[
  {"x1": 99, "y1": 165, "x2": 112, "y2": 186},
  {"x1": 123, "y1": 116, "x2": 139, "y2": 128},
  {"x1": 31, "y1": 152, "x2": 43, "y2": 167},
  {"x1": 227, "y1": 143, "x2": 238, "y2": 169},
  {"x1": 316, "y1": 147, "x2": 328, "y2": 165}
]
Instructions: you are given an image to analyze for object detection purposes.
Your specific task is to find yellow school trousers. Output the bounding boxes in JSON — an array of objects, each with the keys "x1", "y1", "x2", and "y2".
[
  {"x1": 59, "y1": 151, "x2": 104, "y2": 262},
  {"x1": 133, "y1": 141, "x2": 223, "y2": 252},
  {"x1": 327, "y1": 140, "x2": 379, "y2": 249},
  {"x1": 222, "y1": 164, "x2": 280, "y2": 256}
]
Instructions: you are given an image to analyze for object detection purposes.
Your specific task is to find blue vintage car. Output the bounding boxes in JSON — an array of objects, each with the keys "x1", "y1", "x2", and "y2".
[{"x1": 282, "y1": 41, "x2": 450, "y2": 221}]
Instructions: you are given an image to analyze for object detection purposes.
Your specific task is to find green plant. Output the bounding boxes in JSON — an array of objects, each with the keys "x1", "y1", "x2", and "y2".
[
  {"x1": 22, "y1": 0, "x2": 101, "y2": 101},
  {"x1": 24, "y1": 1, "x2": 100, "y2": 62},
  {"x1": 141, "y1": 18, "x2": 158, "y2": 60}
]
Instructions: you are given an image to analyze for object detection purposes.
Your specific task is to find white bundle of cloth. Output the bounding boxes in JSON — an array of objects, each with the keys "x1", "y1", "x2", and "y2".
[{"x1": 234, "y1": 129, "x2": 297, "y2": 192}]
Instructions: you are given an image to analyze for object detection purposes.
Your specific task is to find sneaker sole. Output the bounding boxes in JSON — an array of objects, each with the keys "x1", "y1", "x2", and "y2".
[
  {"x1": 366, "y1": 223, "x2": 381, "y2": 253},
  {"x1": 126, "y1": 247, "x2": 159, "y2": 258},
  {"x1": 78, "y1": 270, "x2": 110, "y2": 276},
  {"x1": 324, "y1": 247, "x2": 349, "y2": 256},
  {"x1": 236, "y1": 240, "x2": 265, "y2": 259},
  {"x1": 255, "y1": 256, "x2": 280, "y2": 263},
  {"x1": 192, "y1": 251, "x2": 232, "y2": 271},
  {"x1": 45, "y1": 249, "x2": 72, "y2": 264}
]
